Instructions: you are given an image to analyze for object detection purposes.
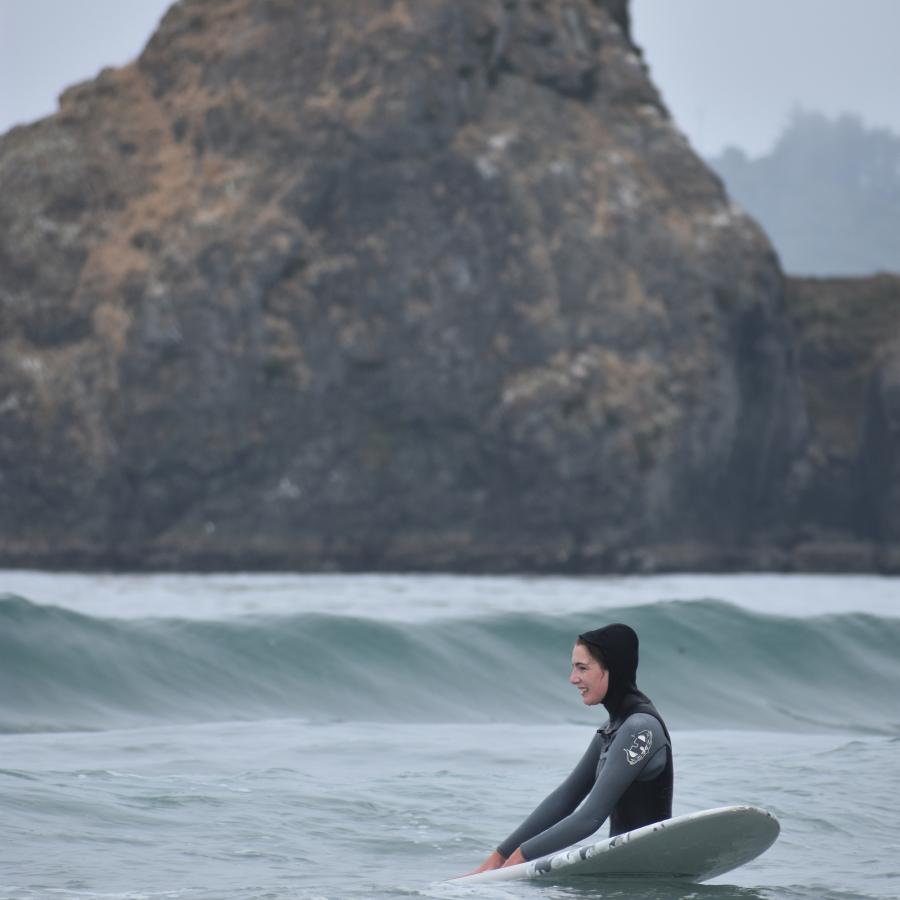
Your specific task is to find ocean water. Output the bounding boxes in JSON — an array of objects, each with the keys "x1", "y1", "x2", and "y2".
[{"x1": 2, "y1": 571, "x2": 899, "y2": 900}]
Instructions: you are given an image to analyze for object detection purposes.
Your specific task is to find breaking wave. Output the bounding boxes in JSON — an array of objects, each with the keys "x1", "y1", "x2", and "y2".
[{"x1": 3, "y1": 593, "x2": 899, "y2": 734}]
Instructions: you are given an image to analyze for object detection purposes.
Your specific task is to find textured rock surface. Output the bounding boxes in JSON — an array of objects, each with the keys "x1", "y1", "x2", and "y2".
[
  {"x1": 0, "y1": 0, "x2": 893, "y2": 572},
  {"x1": 784, "y1": 275, "x2": 900, "y2": 570}
]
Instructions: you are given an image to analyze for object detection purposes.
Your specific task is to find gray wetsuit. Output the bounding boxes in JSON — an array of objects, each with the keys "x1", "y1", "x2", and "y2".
[{"x1": 497, "y1": 712, "x2": 670, "y2": 860}]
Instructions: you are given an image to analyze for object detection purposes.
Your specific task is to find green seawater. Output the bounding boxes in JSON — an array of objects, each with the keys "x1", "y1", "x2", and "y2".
[{"x1": 2, "y1": 573, "x2": 899, "y2": 899}]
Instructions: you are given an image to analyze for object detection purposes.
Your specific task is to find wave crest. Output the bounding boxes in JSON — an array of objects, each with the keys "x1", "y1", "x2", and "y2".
[{"x1": 3, "y1": 594, "x2": 898, "y2": 734}]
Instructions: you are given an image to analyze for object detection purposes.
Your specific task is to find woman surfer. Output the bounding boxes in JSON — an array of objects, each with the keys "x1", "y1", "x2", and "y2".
[{"x1": 469, "y1": 623, "x2": 673, "y2": 872}]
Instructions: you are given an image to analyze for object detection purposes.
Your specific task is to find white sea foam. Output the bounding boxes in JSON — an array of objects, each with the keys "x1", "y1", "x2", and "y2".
[{"x1": 2, "y1": 571, "x2": 899, "y2": 622}]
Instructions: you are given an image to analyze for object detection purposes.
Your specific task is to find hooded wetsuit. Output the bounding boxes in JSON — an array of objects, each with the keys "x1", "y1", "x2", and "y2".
[{"x1": 496, "y1": 624, "x2": 673, "y2": 861}]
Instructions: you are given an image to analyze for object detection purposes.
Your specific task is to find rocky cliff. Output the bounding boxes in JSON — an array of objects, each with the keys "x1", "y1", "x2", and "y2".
[
  {"x1": 0, "y1": 0, "x2": 895, "y2": 572},
  {"x1": 783, "y1": 275, "x2": 900, "y2": 570}
]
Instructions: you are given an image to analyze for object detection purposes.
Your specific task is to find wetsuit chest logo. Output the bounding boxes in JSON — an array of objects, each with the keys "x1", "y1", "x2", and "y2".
[{"x1": 624, "y1": 729, "x2": 653, "y2": 765}]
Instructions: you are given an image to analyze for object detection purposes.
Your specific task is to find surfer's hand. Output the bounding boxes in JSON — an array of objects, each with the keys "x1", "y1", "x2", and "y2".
[
  {"x1": 501, "y1": 847, "x2": 526, "y2": 868},
  {"x1": 467, "y1": 849, "x2": 507, "y2": 874}
]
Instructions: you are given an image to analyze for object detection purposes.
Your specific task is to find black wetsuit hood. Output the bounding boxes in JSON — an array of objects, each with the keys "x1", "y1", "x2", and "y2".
[{"x1": 578, "y1": 623, "x2": 648, "y2": 723}]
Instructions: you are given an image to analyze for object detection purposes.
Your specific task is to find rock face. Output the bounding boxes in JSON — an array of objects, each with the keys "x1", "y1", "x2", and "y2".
[
  {"x1": 783, "y1": 275, "x2": 900, "y2": 570},
  {"x1": 0, "y1": 0, "x2": 893, "y2": 572}
]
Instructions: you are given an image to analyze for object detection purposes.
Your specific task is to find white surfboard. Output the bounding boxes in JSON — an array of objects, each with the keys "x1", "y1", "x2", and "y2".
[{"x1": 453, "y1": 805, "x2": 779, "y2": 885}]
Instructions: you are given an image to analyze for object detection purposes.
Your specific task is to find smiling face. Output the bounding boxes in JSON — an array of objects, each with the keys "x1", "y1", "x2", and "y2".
[{"x1": 570, "y1": 642, "x2": 609, "y2": 706}]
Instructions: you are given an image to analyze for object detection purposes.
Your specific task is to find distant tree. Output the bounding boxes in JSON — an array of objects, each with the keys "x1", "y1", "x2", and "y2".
[{"x1": 708, "y1": 109, "x2": 900, "y2": 276}]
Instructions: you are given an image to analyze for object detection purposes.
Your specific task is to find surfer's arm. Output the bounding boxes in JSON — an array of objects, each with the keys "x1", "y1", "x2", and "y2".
[
  {"x1": 517, "y1": 714, "x2": 668, "y2": 860},
  {"x1": 494, "y1": 735, "x2": 599, "y2": 858},
  {"x1": 465, "y1": 848, "x2": 507, "y2": 874}
]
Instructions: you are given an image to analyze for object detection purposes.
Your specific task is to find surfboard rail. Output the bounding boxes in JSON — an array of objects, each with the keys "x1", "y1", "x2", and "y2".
[{"x1": 452, "y1": 804, "x2": 780, "y2": 885}]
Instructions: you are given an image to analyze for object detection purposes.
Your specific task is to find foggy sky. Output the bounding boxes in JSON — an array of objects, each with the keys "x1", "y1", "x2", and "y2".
[
  {"x1": 632, "y1": 0, "x2": 900, "y2": 157},
  {"x1": 2, "y1": 0, "x2": 899, "y2": 159}
]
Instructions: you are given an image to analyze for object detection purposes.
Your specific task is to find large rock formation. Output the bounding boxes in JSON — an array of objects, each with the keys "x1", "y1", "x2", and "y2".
[
  {"x1": 784, "y1": 275, "x2": 900, "y2": 570},
  {"x1": 0, "y1": 0, "x2": 894, "y2": 572}
]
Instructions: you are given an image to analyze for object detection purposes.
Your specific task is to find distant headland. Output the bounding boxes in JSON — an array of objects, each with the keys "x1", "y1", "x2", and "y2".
[{"x1": 1, "y1": 0, "x2": 897, "y2": 573}]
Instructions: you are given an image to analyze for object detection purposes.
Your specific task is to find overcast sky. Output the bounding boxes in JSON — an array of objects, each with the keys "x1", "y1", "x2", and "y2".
[
  {"x1": 631, "y1": 0, "x2": 900, "y2": 156},
  {"x1": 2, "y1": 0, "x2": 899, "y2": 158}
]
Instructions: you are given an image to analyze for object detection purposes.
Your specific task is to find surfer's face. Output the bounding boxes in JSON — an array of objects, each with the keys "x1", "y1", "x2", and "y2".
[{"x1": 570, "y1": 643, "x2": 609, "y2": 706}]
